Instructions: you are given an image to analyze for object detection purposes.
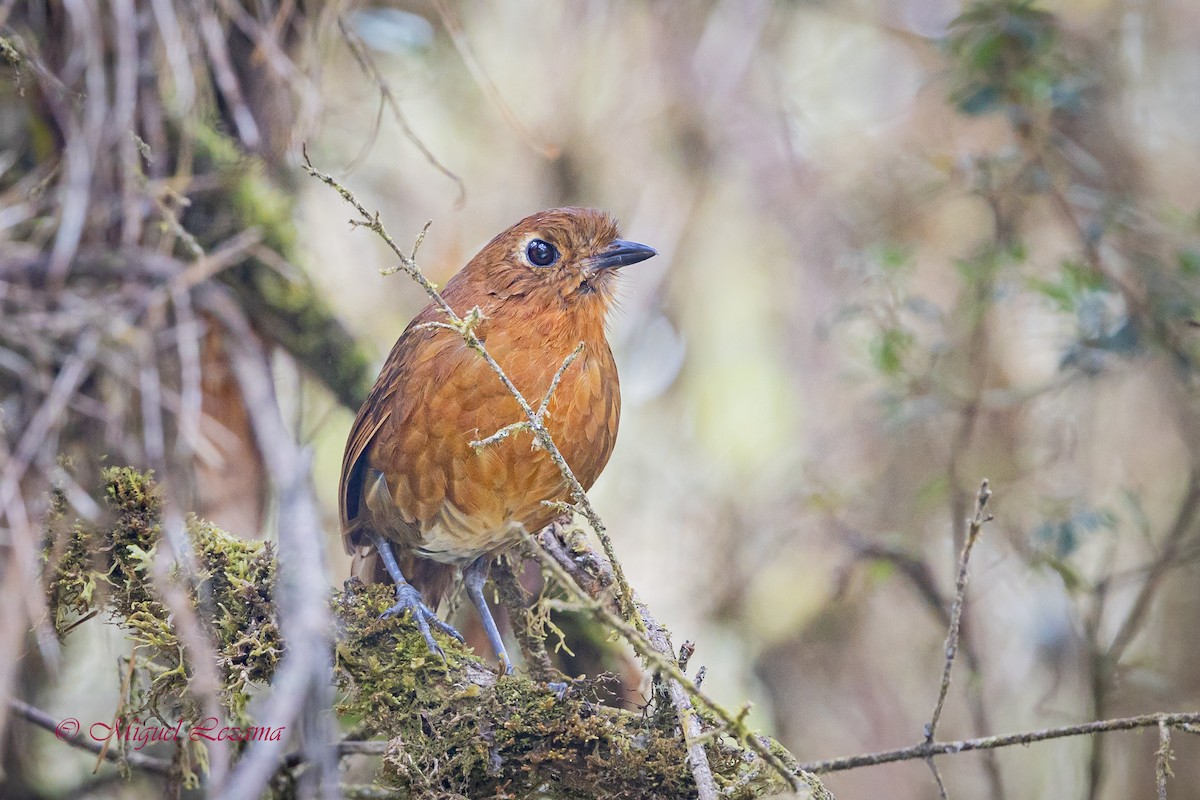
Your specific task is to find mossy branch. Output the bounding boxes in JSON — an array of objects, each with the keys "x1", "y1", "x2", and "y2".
[
  {"x1": 526, "y1": 526, "x2": 826, "y2": 796},
  {"x1": 44, "y1": 468, "x2": 821, "y2": 799},
  {"x1": 185, "y1": 128, "x2": 376, "y2": 410}
]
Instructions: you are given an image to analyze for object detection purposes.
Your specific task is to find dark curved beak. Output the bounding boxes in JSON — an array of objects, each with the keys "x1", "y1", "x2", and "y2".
[{"x1": 591, "y1": 239, "x2": 657, "y2": 271}]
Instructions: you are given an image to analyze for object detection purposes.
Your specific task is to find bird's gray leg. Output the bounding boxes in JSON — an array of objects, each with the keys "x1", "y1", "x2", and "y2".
[
  {"x1": 373, "y1": 533, "x2": 464, "y2": 657},
  {"x1": 463, "y1": 556, "x2": 513, "y2": 675}
]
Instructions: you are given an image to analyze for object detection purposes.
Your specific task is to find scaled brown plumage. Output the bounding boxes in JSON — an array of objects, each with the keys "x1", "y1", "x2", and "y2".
[{"x1": 339, "y1": 207, "x2": 656, "y2": 671}]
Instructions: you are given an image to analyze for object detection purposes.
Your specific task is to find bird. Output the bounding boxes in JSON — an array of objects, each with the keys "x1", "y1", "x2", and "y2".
[{"x1": 339, "y1": 207, "x2": 656, "y2": 673}]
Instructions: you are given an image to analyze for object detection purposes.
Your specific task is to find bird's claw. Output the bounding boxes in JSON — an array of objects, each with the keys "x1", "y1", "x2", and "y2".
[{"x1": 380, "y1": 584, "x2": 465, "y2": 658}]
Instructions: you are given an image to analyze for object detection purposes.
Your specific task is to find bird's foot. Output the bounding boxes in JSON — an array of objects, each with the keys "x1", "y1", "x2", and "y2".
[{"x1": 380, "y1": 584, "x2": 464, "y2": 659}]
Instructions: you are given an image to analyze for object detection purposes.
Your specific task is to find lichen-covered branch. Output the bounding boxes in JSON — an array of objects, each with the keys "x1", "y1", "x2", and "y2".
[{"x1": 44, "y1": 468, "x2": 817, "y2": 799}]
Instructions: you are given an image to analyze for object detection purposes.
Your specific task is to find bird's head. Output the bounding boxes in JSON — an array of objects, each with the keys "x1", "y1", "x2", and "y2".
[{"x1": 454, "y1": 207, "x2": 656, "y2": 316}]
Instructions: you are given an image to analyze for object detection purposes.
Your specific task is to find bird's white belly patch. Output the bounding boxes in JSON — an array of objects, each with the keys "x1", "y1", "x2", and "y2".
[{"x1": 413, "y1": 502, "x2": 525, "y2": 564}]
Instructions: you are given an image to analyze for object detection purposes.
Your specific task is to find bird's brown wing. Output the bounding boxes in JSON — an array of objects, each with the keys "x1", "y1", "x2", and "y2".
[
  {"x1": 338, "y1": 322, "x2": 431, "y2": 555},
  {"x1": 339, "y1": 314, "x2": 490, "y2": 548},
  {"x1": 339, "y1": 318, "x2": 474, "y2": 608}
]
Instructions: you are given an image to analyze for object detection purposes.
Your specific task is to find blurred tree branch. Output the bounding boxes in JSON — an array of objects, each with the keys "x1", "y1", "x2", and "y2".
[{"x1": 7, "y1": 698, "x2": 174, "y2": 778}]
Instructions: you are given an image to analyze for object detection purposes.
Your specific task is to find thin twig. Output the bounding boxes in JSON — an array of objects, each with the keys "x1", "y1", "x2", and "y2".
[
  {"x1": 926, "y1": 480, "x2": 993, "y2": 743},
  {"x1": 651, "y1": 631, "x2": 719, "y2": 800},
  {"x1": 469, "y1": 421, "x2": 531, "y2": 451},
  {"x1": 954, "y1": 162, "x2": 1010, "y2": 800},
  {"x1": 927, "y1": 755, "x2": 949, "y2": 800},
  {"x1": 1106, "y1": 469, "x2": 1200, "y2": 665},
  {"x1": 0, "y1": 327, "x2": 101, "y2": 516},
  {"x1": 146, "y1": 0, "x2": 195, "y2": 112},
  {"x1": 535, "y1": 342, "x2": 584, "y2": 421},
  {"x1": 799, "y1": 712, "x2": 1200, "y2": 774},
  {"x1": 335, "y1": 15, "x2": 465, "y2": 205},
  {"x1": 429, "y1": 0, "x2": 559, "y2": 160},
  {"x1": 195, "y1": 1, "x2": 260, "y2": 148},
  {"x1": 168, "y1": 281, "x2": 203, "y2": 462},
  {"x1": 1156, "y1": 721, "x2": 1172, "y2": 800}
]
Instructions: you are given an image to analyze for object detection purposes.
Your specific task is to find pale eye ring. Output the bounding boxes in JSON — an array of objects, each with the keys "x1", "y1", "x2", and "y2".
[{"x1": 525, "y1": 239, "x2": 559, "y2": 268}]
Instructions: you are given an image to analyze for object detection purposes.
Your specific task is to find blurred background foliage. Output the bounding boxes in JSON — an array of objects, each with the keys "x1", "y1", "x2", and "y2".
[{"x1": 5, "y1": 0, "x2": 1200, "y2": 798}]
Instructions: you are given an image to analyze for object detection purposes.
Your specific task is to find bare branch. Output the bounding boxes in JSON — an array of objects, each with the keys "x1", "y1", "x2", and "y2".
[
  {"x1": 799, "y1": 712, "x2": 1200, "y2": 774},
  {"x1": 927, "y1": 756, "x2": 949, "y2": 800},
  {"x1": 1107, "y1": 469, "x2": 1200, "y2": 665},
  {"x1": 651, "y1": 634, "x2": 720, "y2": 800},
  {"x1": 469, "y1": 421, "x2": 531, "y2": 451},
  {"x1": 335, "y1": 16, "x2": 465, "y2": 205},
  {"x1": 196, "y1": 287, "x2": 338, "y2": 800},
  {"x1": 1157, "y1": 721, "x2": 1173, "y2": 800},
  {"x1": 926, "y1": 480, "x2": 993, "y2": 742},
  {"x1": 195, "y1": 2, "x2": 260, "y2": 148},
  {"x1": 536, "y1": 341, "x2": 585, "y2": 421}
]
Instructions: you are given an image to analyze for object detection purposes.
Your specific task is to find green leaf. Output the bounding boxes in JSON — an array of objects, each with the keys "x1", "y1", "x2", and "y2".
[
  {"x1": 1029, "y1": 278, "x2": 1075, "y2": 311},
  {"x1": 870, "y1": 328, "x2": 914, "y2": 377},
  {"x1": 877, "y1": 242, "x2": 913, "y2": 273},
  {"x1": 1178, "y1": 248, "x2": 1200, "y2": 277}
]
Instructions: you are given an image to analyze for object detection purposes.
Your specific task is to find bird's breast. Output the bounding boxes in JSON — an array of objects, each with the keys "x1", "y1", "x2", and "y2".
[{"x1": 372, "y1": 327, "x2": 620, "y2": 559}]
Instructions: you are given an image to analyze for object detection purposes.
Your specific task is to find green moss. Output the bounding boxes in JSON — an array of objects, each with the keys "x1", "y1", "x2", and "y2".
[
  {"x1": 334, "y1": 580, "x2": 790, "y2": 799},
  {"x1": 184, "y1": 125, "x2": 374, "y2": 410},
  {"x1": 232, "y1": 161, "x2": 295, "y2": 255},
  {"x1": 47, "y1": 468, "x2": 280, "y2": 724},
  {"x1": 44, "y1": 469, "x2": 820, "y2": 799}
]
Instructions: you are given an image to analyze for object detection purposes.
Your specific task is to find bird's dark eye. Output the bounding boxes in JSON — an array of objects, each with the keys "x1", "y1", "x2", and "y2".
[{"x1": 525, "y1": 239, "x2": 559, "y2": 268}]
